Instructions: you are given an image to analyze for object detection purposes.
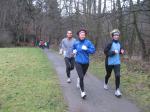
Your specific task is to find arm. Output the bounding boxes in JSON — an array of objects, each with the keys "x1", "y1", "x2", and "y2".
[
  {"x1": 61, "y1": 39, "x2": 66, "y2": 50},
  {"x1": 104, "y1": 43, "x2": 115, "y2": 57},
  {"x1": 72, "y1": 42, "x2": 77, "y2": 55},
  {"x1": 73, "y1": 42, "x2": 76, "y2": 50},
  {"x1": 86, "y1": 41, "x2": 96, "y2": 54},
  {"x1": 59, "y1": 41, "x2": 62, "y2": 48},
  {"x1": 119, "y1": 42, "x2": 125, "y2": 54}
]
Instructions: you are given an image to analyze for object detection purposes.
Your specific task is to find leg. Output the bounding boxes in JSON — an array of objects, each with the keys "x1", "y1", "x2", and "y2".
[
  {"x1": 114, "y1": 65, "x2": 121, "y2": 90},
  {"x1": 70, "y1": 57, "x2": 75, "y2": 71},
  {"x1": 64, "y1": 57, "x2": 71, "y2": 78},
  {"x1": 75, "y1": 62, "x2": 84, "y2": 92},
  {"x1": 80, "y1": 64, "x2": 89, "y2": 91},
  {"x1": 105, "y1": 64, "x2": 113, "y2": 84},
  {"x1": 82, "y1": 64, "x2": 89, "y2": 76}
]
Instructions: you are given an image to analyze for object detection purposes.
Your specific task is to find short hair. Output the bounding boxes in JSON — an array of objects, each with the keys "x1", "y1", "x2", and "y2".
[
  {"x1": 67, "y1": 30, "x2": 72, "y2": 34},
  {"x1": 77, "y1": 29, "x2": 87, "y2": 36},
  {"x1": 110, "y1": 29, "x2": 120, "y2": 37}
]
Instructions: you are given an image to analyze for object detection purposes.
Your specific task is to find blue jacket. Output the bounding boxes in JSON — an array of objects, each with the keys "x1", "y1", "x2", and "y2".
[
  {"x1": 73, "y1": 38, "x2": 95, "y2": 64},
  {"x1": 108, "y1": 42, "x2": 121, "y2": 65}
]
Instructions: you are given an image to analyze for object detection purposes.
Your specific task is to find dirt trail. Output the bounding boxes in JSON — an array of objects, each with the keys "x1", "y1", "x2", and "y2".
[{"x1": 44, "y1": 49, "x2": 141, "y2": 112}]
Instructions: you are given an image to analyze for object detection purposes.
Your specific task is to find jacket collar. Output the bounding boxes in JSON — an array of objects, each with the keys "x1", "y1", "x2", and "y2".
[
  {"x1": 112, "y1": 39, "x2": 119, "y2": 43},
  {"x1": 78, "y1": 38, "x2": 86, "y2": 42}
]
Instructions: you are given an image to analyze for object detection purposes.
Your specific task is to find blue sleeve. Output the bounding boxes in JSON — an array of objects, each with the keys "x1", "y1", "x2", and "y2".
[
  {"x1": 73, "y1": 42, "x2": 76, "y2": 50},
  {"x1": 73, "y1": 41, "x2": 82, "y2": 52},
  {"x1": 87, "y1": 41, "x2": 95, "y2": 54}
]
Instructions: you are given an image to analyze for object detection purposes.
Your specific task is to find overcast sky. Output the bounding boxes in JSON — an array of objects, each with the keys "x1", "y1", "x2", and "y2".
[{"x1": 57, "y1": 0, "x2": 143, "y2": 16}]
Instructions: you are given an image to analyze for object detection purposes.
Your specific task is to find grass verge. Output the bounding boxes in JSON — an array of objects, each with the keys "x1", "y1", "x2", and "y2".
[
  {"x1": 89, "y1": 55, "x2": 150, "y2": 112},
  {"x1": 0, "y1": 48, "x2": 66, "y2": 112}
]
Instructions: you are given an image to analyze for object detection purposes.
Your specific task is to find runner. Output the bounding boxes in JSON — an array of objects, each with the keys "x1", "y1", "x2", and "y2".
[
  {"x1": 104, "y1": 29, "x2": 125, "y2": 97},
  {"x1": 61, "y1": 31, "x2": 76, "y2": 83},
  {"x1": 73, "y1": 29, "x2": 95, "y2": 99}
]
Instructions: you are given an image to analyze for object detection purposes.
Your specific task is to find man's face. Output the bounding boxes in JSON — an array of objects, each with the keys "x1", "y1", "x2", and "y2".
[
  {"x1": 67, "y1": 31, "x2": 72, "y2": 39},
  {"x1": 79, "y1": 32, "x2": 86, "y2": 40}
]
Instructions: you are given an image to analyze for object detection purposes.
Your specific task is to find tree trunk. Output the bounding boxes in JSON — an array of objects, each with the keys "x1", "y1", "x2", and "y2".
[{"x1": 133, "y1": 12, "x2": 147, "y2": 60}]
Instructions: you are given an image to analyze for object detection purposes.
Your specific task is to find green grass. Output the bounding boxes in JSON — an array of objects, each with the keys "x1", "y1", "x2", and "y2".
[
  {"x1": 89, "y1": 56, "x2": 150, "y2": 112},
  {"x1": 0, "y1": 48, "x2": 66, "y2": 112}
]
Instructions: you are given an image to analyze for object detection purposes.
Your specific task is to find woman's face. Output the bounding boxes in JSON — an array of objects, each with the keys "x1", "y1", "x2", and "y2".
[
  {"x1": 79, "y1": 32, "x2": 86, "y2": 40},
  {"x1": 113, "y1": 35, "x2": 120, "y2": 40}
]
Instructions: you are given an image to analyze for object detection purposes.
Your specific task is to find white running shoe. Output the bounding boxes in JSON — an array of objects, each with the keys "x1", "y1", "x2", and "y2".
[
  {"x1": 115, "y1": 89, "x2": 122, "y2": 97},
  {"x1": 104, "y1": 83, "x2": 108, "y2": 90},
  {"x1": 67, "y1": 78, "x2": 71, "y2": 83},
  {"x1": 81, "y1": 91, "x2": 86, "y2": 99},
  {"x1": 77, "y1": 77, "x2": 80, "y2": 88}
]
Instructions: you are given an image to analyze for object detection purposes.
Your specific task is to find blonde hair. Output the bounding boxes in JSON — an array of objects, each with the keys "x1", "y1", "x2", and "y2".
[{"x1": 110, "y1": 29, "x2": 120, "y2": 37}]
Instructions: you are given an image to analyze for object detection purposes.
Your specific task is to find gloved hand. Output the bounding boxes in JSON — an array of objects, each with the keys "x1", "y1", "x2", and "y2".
[
  {"x1": 114, "y1": 50, "x2": 119, "y2": 54},
  {"x1": 63, "y1": 50, "x2": 66, "y2": 57},
  {"x1": 73, "y1": 49, "x2": 77, "y2": 54},
  {"x1": 82, "y1": 45, "x2": 87, "y2": 50},
  {"x1": 59, "y1": 48, "x2": 63, "y2": 55}
]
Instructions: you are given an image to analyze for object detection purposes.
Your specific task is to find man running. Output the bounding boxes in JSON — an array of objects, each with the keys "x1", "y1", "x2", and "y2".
[{"x1": 61, "y1": 31, "x2": 76, "y2": 83}]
